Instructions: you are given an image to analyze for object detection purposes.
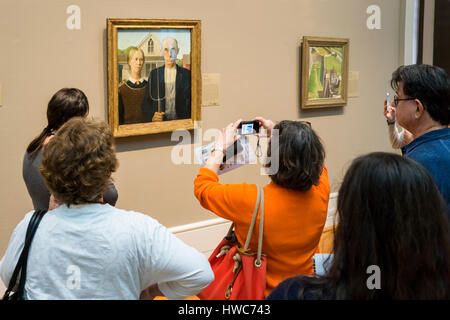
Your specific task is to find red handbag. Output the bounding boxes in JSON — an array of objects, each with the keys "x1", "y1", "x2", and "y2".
[{"x1": 198, "y1": 186, "x2": 266, "y2": 300}]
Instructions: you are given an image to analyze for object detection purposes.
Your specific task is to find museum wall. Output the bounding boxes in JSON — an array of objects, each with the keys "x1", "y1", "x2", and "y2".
[{"x1": 0, "y1": 0, "x2": 403, "y2": 254}]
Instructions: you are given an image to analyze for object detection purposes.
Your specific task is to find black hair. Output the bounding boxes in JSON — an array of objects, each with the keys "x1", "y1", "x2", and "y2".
[
  {"x1": 391, "y1": 64, "x2": 450, "y2": 125},
  {"x1": 294, "y1": 152, "x2": 450, "y2": 299},
  {"x1": 266, "y1": 120, "x2": 325, "y2": 191},
  {"x1": 26, "y1": 88, "x2": 89, "y2": 157}
]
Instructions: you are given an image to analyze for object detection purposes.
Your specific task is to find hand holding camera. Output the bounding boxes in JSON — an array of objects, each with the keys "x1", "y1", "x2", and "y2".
[
  {"x1": 221, "y1": 118, "x2": 270, "y2": 163},
  {"x1": 219, "y1": 119, "x2": 242, "y2": 150},
  {"x1": 205, "y1": 117, "x2": 274, "y2": 173},
  {"x1": 253, "y1": 117, "x2": 274, "y2": 137}
]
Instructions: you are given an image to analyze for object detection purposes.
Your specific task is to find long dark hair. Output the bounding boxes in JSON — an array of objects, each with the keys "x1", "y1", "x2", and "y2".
[
  {"x1": 298, "y1": 152, "x2": 450, "y2": 299},
  {"x1": 26, "y1": 88, "x2": 89, "y2": 157}
]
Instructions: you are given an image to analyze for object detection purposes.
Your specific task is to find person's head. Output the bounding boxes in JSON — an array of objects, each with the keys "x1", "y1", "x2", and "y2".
[
  {"x1": 127, "y1": 47, "x2": 145, "y2": 77},
  {"x1": 27, "y1": 88, "x2": 89, "y2": 156},
  {"x1": 390, "y1": 64, "x2": 450, "y2": 130},
  {"x1": 161, "y1": 38, "x2": 179, "y2": 68},
  {"x1": 325, "y1": 152, "x2": 449, "y2": 299},
  {"x1": 266, "y1": 120, "x2": 325, "y2": 191},
  {"x1": 40, "y1": 117, "x2": 118, "y2": 206}
]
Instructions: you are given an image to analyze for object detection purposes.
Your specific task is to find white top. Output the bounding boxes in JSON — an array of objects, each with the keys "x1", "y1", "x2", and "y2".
[
  {"x1": 164, "y1": 67, "x2": 177, "y2": 120},
  {"x1": 0, "y1": 203, "x2": 213, "y2": 300}
]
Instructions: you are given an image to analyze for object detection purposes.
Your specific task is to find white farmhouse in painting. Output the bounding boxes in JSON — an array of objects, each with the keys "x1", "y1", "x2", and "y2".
[
  {"x1": 118, "y1": 32, "x2": 191, "y2": 82},
  {"x1": 119, "y1": 33, "x2": 164, "y2": 82}
]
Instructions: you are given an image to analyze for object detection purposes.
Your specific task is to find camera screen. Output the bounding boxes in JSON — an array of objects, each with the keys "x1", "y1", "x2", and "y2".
[{"x1": 241, "y1": 123, "x2": 254, "y2": 135}]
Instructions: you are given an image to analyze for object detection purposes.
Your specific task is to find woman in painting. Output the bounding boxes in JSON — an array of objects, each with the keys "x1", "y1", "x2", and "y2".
[{"x1": 118, "y1": 47, "x2": 148, "y2": 125}]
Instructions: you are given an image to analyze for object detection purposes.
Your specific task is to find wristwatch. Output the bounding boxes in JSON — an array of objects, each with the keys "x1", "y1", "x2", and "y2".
[{"x1": 387, "y1": 120, "x2": 395, "y2": 125}]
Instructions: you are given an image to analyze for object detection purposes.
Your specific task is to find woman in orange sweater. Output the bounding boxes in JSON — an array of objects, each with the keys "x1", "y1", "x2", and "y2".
[{"x1": 194, "y1": 117, "x2": 330, "y2": 297}]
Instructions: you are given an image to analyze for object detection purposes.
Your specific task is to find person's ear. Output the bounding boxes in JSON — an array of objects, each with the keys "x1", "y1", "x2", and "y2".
[{"x1": 414, "y1": 99, "x2": 425, "y2": 119}]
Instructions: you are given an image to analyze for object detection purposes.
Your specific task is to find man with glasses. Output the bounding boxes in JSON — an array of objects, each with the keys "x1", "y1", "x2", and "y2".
[{"x1": 387, "y1": 64, "x2": 449, "y2": 218}]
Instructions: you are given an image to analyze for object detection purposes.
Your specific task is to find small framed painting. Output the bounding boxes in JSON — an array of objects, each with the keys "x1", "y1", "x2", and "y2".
[{"x1": 301, "y1": 36, "x2": 349, "y2": 108}]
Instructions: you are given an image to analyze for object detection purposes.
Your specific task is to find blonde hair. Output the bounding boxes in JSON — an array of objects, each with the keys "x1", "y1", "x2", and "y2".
[{"x1": 127, "y1": 47, "x2": 145, "y2": 66}]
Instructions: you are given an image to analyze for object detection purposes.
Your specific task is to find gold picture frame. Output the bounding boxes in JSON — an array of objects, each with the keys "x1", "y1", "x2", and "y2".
[
  {"x1": 107, "y1": 18, "x2": 201, "y2": 137},
  {"x1": 301, "y1": 36, "x2": 349, "y2": 109}
]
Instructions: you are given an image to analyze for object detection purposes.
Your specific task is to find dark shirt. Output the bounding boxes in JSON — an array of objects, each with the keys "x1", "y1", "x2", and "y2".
[
  {"x1": 141, "y1": 65, "x2": 191, "y2": 122},
  {"x1": 23, "y1": 148, "x2": 50, "y2": 210},
  {"x1": 118, "y1": 80, "x2": 148, "y2": 125},
  {"x1": 23, "y1": 148, "x2": 119, "y2": 210},
  {"x1": 267, "y1": 276, "x2": 333, "y2": 300},
  {"x1": 401, "y1": 128, "x2": 450, "y2": 218}
]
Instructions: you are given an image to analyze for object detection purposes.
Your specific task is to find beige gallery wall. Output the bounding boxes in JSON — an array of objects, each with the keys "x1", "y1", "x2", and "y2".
[{"x1": 0, "y1": 0, "x2": 402, "y2": 254}]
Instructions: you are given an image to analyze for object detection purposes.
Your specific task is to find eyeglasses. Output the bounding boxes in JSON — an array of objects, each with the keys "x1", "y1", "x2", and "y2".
[{"x1": 392, "y1": 95, "x2": 416, "y2": 107}]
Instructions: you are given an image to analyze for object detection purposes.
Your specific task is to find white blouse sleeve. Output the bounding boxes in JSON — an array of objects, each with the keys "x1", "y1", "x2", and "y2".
[{"x1": 138, "y1": 217, "x2": 214, "y2": 300}]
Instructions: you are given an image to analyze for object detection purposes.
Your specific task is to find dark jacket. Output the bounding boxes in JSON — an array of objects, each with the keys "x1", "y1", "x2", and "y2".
[{"x1": 141, "y1": 65, "x2": 191, "y2": 122}]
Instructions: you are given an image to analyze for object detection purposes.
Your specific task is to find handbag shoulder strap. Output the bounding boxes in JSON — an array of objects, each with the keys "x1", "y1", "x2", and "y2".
[
  {"x1": 243, "y1": 186, "x2": 265, "y2": 265},
  {"x1": 4, "y1": 211, "x2": 40, "y2": 296},
  {"x1": 3, "y1": 209, "x2": 47, "y2": 300},
  {"x1": 256, "y1": 187, "x2": 264, "y2": 266}
]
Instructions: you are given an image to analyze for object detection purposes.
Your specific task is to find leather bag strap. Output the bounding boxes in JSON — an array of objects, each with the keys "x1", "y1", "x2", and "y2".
[
  {"x1": 256, "y1": 187, "x2": 264, "y2": 266},
  {"x1": 243, "y1": 186, "x2": 265, "y2": 266},
  {"x1": 3, "y1": 209, "x2": 47, "y2": 300}
]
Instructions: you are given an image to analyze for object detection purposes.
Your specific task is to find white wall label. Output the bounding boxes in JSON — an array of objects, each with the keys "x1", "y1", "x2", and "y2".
[
  {"x1": 202, "y1": 73, "x2": 221, "y2": 107},
  {"x1": 348, "y1": 71, "x2": 360, "y2": 98}
]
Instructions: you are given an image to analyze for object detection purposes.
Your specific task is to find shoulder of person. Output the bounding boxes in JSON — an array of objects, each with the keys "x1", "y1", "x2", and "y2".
[
  {"x1": 106, "y1": 206, "x2": 165, "y2": 234},
  {"x1": 118, "y1": 80, "x2": 127, "y2": 88},
  {"x1": 11, "y1": 211, "x2": 35, "y2": 239},
  {"x1": 149, "y1": 67, "x2": 161, "y2": 77},
  {"x1": 24, "y1": 150, "x2": 37, "y2": 162},
  {"x1": 177, "y1": 65, "x2": 191, "y2": 74},
  {"x1": 268, "y1": 275, "x2": 323, "y2": 300},
  {"x1": 282, "y1": 275, "x2": 315, "y2": 290}
]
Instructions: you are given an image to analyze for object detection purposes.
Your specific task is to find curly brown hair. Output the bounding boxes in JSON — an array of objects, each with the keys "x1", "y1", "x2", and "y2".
[{"x1": 40, "y1": 117, "x2": 118, "y2": 206}]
